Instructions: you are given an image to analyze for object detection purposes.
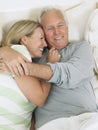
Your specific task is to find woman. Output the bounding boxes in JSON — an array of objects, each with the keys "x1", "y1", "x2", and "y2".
[{"x1": 0, "y1": 20, "x2": 61, "y2": 130}]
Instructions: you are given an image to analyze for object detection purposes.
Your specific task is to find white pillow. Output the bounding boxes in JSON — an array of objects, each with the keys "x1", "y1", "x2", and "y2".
[
  {"x1": 85, "y1": 9, "x2": 98, "y2": 46},
  {"x1": 66, "y1": 1, "x2": 96, "y2": 42},
  {"x1": 85, "y1": 9, "x2": 98, "y2": 74}
]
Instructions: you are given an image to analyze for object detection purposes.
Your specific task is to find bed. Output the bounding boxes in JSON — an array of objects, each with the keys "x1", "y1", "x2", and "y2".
[{"x1": 0, "y1": 0, "x2": 98, "y2": 129}]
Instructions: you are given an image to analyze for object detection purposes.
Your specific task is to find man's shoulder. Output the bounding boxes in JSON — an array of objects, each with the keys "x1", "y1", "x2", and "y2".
[{"x1": 68, "y1": 41, "x2": 90, "y2": 49}]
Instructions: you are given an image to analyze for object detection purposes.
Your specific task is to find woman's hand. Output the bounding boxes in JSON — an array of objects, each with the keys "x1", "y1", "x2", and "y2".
[
  {"x1": 47, "y1": 47, "x2": 61, "y2": 63},
  {"x1": 0, "y1": 46, "x2": 30, "y2": 76},
  {"x1": 0, "y1": 58, "x2": 11, "y2": 73}
]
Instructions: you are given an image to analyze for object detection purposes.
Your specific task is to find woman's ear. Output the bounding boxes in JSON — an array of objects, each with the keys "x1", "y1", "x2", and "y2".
[{"x1": 20, "y1": 35, "x2": 28, "y2": 45}]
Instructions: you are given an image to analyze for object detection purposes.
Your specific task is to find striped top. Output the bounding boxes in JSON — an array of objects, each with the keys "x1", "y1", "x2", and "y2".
[{"x1": 0, "y1": 45, "x2": 36, "y2": 130}]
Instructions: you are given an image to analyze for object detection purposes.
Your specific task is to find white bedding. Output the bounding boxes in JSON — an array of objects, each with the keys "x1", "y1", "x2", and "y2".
[
  {"x1": 37, "y1": 112, "x2": 98, "y2": 130},
  {"x1": 0, "y1": 1, "x2": 98, "y2": 129}
]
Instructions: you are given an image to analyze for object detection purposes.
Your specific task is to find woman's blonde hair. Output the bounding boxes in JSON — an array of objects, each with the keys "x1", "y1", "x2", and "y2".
[{"x1": 1, "y1": 20, "x2": 41, "y2": 47}]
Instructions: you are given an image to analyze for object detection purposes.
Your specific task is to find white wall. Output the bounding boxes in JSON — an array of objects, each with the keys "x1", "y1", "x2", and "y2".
[
  {"x1": 0, "y1": 0, "x2": 96, "y2": 41},
  {"x1": 0, "y1": 0, "x2": 82, "y2": 12},
  {"x1": 0, "y1": 0, "x2": 82, "y2": 27}
]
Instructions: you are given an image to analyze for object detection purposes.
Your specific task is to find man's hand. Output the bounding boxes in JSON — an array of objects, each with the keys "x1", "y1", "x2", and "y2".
[
  {"x1": 0, "y1": 46, "x2": 30, "y2": 76},
  {"x1": 47, "y1": 47, "x2": 61, "y2": 63},
  {"x1": 0, "y1": 58, "x2": 11, "y2": 74}
]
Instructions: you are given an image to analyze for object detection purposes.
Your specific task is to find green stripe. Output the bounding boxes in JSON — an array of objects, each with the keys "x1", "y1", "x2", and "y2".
[
  {"x1": 0, "y1": 125, "x2": 14, "y2": 130},
  {"x1": 0, "y1": 73, "x2": 14, "y2": 78},
  {"x1": 0, "y1": 107, "x2": 31, "y2": 128},
  {"x1": 0, "y1": 86, "x2": 35, "y2": 111}
]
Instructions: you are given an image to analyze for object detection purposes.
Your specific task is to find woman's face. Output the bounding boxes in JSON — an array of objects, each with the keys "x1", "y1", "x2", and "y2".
[{"x1": 22, "y1": 27, "x2": 47, "y2": 58}]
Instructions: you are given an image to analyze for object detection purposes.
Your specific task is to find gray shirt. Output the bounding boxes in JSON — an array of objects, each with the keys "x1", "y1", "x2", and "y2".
[{"x1": 35, "y1": 41, "x2": 98, "y2": 129}]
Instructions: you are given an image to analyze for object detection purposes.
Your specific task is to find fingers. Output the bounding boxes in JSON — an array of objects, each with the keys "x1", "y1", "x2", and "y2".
[
  {"x1": 0, "y1": 59, "x2": 10, "y2": 73},
  {"x1": 7, "y1": 57, "x2": 30, "y2": 76},
  {"x1": 0, "y1": 47, "x2": 30, "y2": 76},
  {"x1": 0, "y1": 57, "x2": 3, "y2": 62},
  {"x1": 49, "y1": 47, "x2": 61, "y2": 58},
  {"x1": 8, "y1": 63, "x2": 24, "y2": 76},
  {"x1": 47, "y1": 47, "x2": 61, "y2": 63},
  {"x1": 0, "y1": 62, "x2": 5, "y2": 71}
]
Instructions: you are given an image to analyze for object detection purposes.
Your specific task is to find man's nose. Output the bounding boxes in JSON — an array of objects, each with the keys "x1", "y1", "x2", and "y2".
[{"x1": 54, "y1": 27, "x2": 59, "y2": 34}]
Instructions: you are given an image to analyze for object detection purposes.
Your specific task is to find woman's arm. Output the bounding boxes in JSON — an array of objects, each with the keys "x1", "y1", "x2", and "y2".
[
  {"x1": 0, "y1": 57, "x2": 51, "y2": 106},
  {"x1": 15, "y1": 76, "x2": 51, "y2": 106},
  {"x1": 0, "y1": 54, "x2": 51, "y2": 106},
  {"x1": 0, "y1": 47, "x2": 61, "y2": 106}
]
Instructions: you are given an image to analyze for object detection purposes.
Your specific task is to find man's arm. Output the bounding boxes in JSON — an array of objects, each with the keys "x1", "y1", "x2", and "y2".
[
  {"x1": 0, "y1": 46, "x2": 29, "y2": 76},
  {"x1": 0, "y1": 46, "x2": 60, "y2": 80},
  {"x1": 27, "y1": 42, "x2": 94, "y2": 88},
  {"x1": 27, "y1": 62, "x2": 53, "y2": 80},
  {"x1": 27, "y1": 47, "x2": 61, "y2": 81}
]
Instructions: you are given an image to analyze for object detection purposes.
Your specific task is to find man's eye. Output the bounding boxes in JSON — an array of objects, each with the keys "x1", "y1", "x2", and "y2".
[
  {"x1": 58, "y1": 24, "x2": 64, "y2": 27},
  {"x1": 47, "y1": 28, "x2": 53, "y2": 31}
]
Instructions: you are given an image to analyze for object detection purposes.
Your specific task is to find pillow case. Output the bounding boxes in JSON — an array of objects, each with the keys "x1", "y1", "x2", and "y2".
[
  {"x1": 85, "y1": 9, "x2": 98, "y2": 74},
  {"x1": 66, "y1": 1, "x2": 96, "y2": 42}
]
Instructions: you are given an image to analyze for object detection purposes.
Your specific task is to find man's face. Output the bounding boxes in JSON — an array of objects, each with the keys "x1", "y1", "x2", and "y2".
[{"x1": 41, "y1": 10, "x2": 68, "y2": 50}]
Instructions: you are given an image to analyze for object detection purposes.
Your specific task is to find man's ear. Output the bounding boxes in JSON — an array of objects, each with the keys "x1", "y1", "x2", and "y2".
[{"x1": 20, "y1": 35, "x2": 28, "y2": 45}]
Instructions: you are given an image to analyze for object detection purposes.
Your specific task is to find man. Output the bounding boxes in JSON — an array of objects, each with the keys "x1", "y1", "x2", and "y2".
[{"x1": 0, "y1": 7, "x2": 98, "y2": 130}]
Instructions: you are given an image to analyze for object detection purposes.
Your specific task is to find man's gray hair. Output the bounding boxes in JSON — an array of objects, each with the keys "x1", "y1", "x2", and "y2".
[{"x1": 38, "y1": 6, "x2": 68, "y2": 26}]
